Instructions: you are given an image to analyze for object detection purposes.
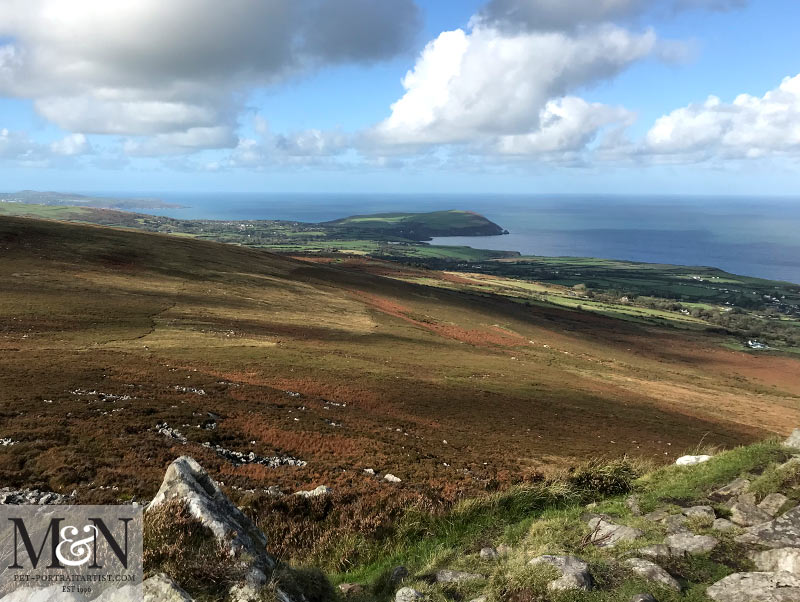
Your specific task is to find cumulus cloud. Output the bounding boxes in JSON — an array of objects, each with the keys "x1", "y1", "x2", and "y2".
[
  {"x1": 0, "y1": 0, "x2": 419, "y2": 148},
  {"x1": 479, "y1": 0, "x2": 747, "y2": 32},
  {"x1": 370, "y1": 24, "x2": 654, "y2": 152},
  {"x1": 645, "y1": 73, "x2": 800, "y2": 160},
  {"x1": 49, "y1": 133, "x2": 91, "y2": 156}
]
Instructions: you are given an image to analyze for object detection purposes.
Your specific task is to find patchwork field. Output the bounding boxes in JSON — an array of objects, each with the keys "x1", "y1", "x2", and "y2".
[{"x1": 1, "y1": 216, "x2": 799, "y2": 563}]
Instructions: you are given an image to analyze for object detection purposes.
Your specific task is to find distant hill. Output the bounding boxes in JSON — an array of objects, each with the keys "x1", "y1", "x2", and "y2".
[
  {"x1": 0, "y1": 190, "x2": 183, "y2": 210},
  {"x1": 322, "y1": 209, "x2": 508, "y2": 240}
]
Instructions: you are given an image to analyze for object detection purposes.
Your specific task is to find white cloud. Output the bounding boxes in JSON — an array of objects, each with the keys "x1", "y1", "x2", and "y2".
[
  {"x1": 645, "y1": 73, "x2": 800, "y2": 160},
  {"x1": 123, "y1": 127, "x2": 238, "y2": 157},
  {"x1": 0, "y1": 0, "x2": 419, "y2": 147},
  {"x1": 49, "y1": 133, "x2": 91, "y2": 156},
  {"x1": 370, "y1": 24, "x2": 654, "y2": 150}
]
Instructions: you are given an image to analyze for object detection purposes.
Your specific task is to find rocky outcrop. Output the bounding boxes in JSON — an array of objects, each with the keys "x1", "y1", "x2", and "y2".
[
  {"x1": 730, "y1": 501, "x2": 773, "y2": 526},
  {"x1": 0, "y1": 487, "x2": 74, "y2": 505},
  {"x1": 664, "y1": 533, "x2": 718, "y2": 555},
  {"x1": 784, "y1": 429, "x2": 800, "y2": 449},
  {"x1": 586, "y1": 516, "x2": 643, "y2": 548},
  {"x1": 759, "y1": 493, "x2": 790, "y2": 516},
  {"x1": 710, "y1": 477, "x2": 751, "y2": 501},
  {"x1": 751, "y1": 548, "x2": 800, "y2": 573},
  {"x1": 706, "y1": 571, "x2": 800, "y2": 602},
  {"x1": 736, "y1": 506, "x2": 800, "y2": 548}
]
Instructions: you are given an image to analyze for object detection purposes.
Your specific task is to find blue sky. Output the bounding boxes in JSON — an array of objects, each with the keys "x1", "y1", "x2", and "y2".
[{"x1": 1, "y1": 0, "x2": 799, "y2": 195}]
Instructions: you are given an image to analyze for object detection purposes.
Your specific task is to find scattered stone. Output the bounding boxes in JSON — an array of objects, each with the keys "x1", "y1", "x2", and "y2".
[
  {"x1": 784, "y1": 428, "x2": 800, "y2": 449},
  {"x1": 390, "y1": 566, "x2": 410, "y2": 584},
  {"x1": 155, "y1": 422, "x2": 188, "y2": 444},
  {"x1": 625, "y1": 558, "x2": 681, "y2": 591},
  {"x1": 643, "y1": 509, "x2": 669, "y2": 522},
  {"x1": 637, "y1": 544, "x2": 672, "y2": 558},
  {"x1": 630, "y1": 596, "x2": 657, "y2": 602},
  {"x1": 712, "y1": 518, "x2": 737, "y2": 532},
  {"x1": 751, "y1": 548, "x2": 800, "y2": 574},
  {"x1": 143, "y1": 574, "x2": 194, "y2": 602},
  {"x1": 435, "y1": 570, "x2": 485, "y2": 584},
  {"x1": 384, "y1": 473, "x2": 402, "y2": 483},
  {"x1": 147, "y1": 456, "x2": 275, "y2": 594},
  {"x1": 626, "y1": 495, "x2": 642, "y2": 516},
  {"x1": 706, "y1": 571, "x2": 800, "y2": 602},
  {"x1": 528, "y1": 555, "x2": 592, "y2": 591},
  {"x1": 395, "y1": 587, "x2": 424, "y2": 602},
  {"x1": 587, "y1": 516, "x2": 644, "y2": 548},
  {"x1": 201, "y1": 442, "x2": 306, "y2": 468},
  {"x1": 730, "y1": 501, "x2": 774, "y2": 527},
  {"x1": 338, "y1": 583, "x2": 365, "y2": 597},
  {"x1": 0, "y1": 487, "x2": 73, "y2": 505},
  {"x1": 675, "y1": 455, "x2": 712, "y2": 466},
  {"x1": 737, "y1": 506, "x2": 800, "y2": 548},
  {"x1": 759, "y1": 493, "x2": 790, "y2": 516},
  {"x1": 294, "y1": 485, "x2": 332, "y2": 498},
  {"x1": 683, "y1": 505, "x2": 716, "y2": 521},
  {"x1": 480, "y1": 547, "x2": 499, "y2": 560},
  {"x1": 711, "y1": 477, "x2": 751, "y2": 502},
  {"x1": 364, "y1": 468, "x2": 375, "y2": 475},
  {"x1": 665, "y1": 533, "x2": 718, "y2": 555},
  {"x1": 468, "y1": 597, "x2": 487, "y2": 602}
]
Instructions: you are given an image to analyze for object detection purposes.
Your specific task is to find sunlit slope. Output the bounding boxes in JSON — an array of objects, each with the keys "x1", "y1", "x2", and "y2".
[{"x1": 1, "y1": 216, "x2": 798, "y2": 502}]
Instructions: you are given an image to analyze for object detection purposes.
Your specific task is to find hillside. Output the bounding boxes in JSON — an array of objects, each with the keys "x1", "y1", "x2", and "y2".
[
  {"x1": 1, "y1": 216, "x2": 800, "y2": 566},
  {"x1": 322, "y1": 210, "x2": 509, "y2": 240},
  {"x1": 0, "y1": 189, "x2": 183, "y2": 210}
]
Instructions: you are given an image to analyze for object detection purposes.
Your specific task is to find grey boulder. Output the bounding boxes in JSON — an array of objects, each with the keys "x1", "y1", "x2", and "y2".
[
  {"x1": 664, "y1": 533, "x2": 718, "y2": 555},
  {"x1": 587, "y1": 516, "x2": 644, "y2": 548},
  {"x1": 706, "y1": 571, "x2": 800, "y2": 602},
  {"x1": 784, "y1": 428, "x2": 800, "y2": 449},
  {"x1": 751, "y1": 548, "x2": 800, "y2": 574},
  {"x1": 730, "y1": 501, "x2": 773, "y2": 527},
  {"x1": 737, "y1": 506, "x2": 800, "y2": 548},
  {"x1": 529, "y1": 555, "x2": 592, "y2": 591},
  {"x1": 759, "y1": 493, "x2": 790, "y2": 516},
  {"x1": 434, "y1": 570, "x2": 485, "y2": 584},
  {"x1": 395, "y1": 587, "x2": 424, "y2": 602},
  {"x1": 143, "y1": 574, "x2": 194, "y2": 602},
  {"x1": 624, "y1": 558, "x2": 681, "y2": 591}
]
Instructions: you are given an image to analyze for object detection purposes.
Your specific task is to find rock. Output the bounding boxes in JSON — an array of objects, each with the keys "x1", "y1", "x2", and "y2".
[
  {"x1": 626, "y1": 495, "x2": 642, "y2": 516},
  {"x1": 675, "y1": 455, "x2": 712, "y2": 466},
  {"x1": 587, "y1": 516, "x2": 644, "y2": 548},
  {"x1": 435, "y1": 570, "x2": 485, "y2": 584},
  {"x1": 712, "y1": 518, "x2": 737, "y2": 532},
  {"x1": 384, "y1": 473, "x2": 402, "y2": 483},
  {"x1": 738, "y1": 492, "x2": 757, "y2": 506},
  {"x1": 294, "y1": 485, "x2": 332, "y2": 498},
  {"x1": 710, "y1": 477, "x2": 751, "y2": 502},
  {"x1": 665, "y1": 533, "x2": 718, "y2": 555},
  {"x1": 759, "y1": 493, "x2": 790, "y2": 516},
  {"x1": 148, "y1": 457, "x2": 273, "y2": 579},
  {"x1": 737, "y1": 506, "x2": 800, "y2": 548},
  {"x1": 683, "y1": 505, "x2": 716, "y2": 521},
  {"x1": 643, "y1": 509, "x2": 670, "y2": 522},
  {"x1": 0, "y1": 487, "x2": 73, "y2": 505},
  {"x1": 625, "y1": 558, "x2": 681, "y2": 591},
  {"x1": 528, "y1": 555, "x2": 592, "y2": 591},
  {"x1": 143, "y1": 574, "x2": 194, "y2": 602},
  {"x1": 630, "y1": 596, "x2": 657, "y2": 602},
  {"x1": 390, "y1": 566, "x2": 410, "y2": 584},
  {"x1": 364, "y1": 468, "x2": 375, "y2": 475},
  {"x1": 496, "y1": 544, "x2": 512, "y2": 557},
  {"x1": 784, "y1": 428, "x2": 800, "y2": 449},
  {"x1": 480, "y1": 547, "x2": 499, "y2": 560},
  {"x1": 468, "y1": 597, "x2": 487, "y2": 602},
  {"x1": 0, "y1": 585, "x2": 83, "y2": 602},
  {"x1": 664, "y1": 514, "x2": 690, "y2": 534},
  {"x1": 706, "y1": 571, "x2": 800, "y2": 602},
  {"x1": 395, "y1": 587, "x2": 424, "y2": 602},
  {"x1": 751, "y1": 548, "x2": 800, "y2": 574},
  {"x1": 339, "y1": 583, "x2": 365, "y2": 597},
  {"x1": 730, "y1": 501, "x2": 775, "y2": 527},
  {"x1": 637, "y1": 544, "x2": 672, "y2": 558}
]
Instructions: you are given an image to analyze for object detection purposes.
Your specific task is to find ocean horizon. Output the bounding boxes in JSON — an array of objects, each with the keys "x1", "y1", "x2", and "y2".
[{"x1": 93, "y1": 192, "x2": 800, "y2": 285}]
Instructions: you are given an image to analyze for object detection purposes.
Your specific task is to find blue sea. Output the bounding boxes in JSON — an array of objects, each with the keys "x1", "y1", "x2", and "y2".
[{"x1": 98, "y1": 192, "x2": 800, "y2": 284}]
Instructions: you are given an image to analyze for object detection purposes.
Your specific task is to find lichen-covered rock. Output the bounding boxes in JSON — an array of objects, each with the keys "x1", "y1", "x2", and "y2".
[
  {"x1": 706, "y1": 571, "x2": 800, "y2": 602},
  {"x1": 435, "y1": 570, "x2": 485, "y2": 583},
  {"x1": 479, "y1": 547, "x2": 499, "y2": 560},
  {"x1": 712, "y1": 518, "x2": 736, "y2": 532},
  {"x1": 784, "y1": 428, "x2": 800, "y2": 449},
  {"x1": 759, "y1": 493, "x2": 790, "y2": 516},
  {"x1": 143, "y1": 574, "x2": 194, "y2": 602},
  {"x1": 737, "y1": 506, "x2": 800, "y2": 548},
  {"x1": 665, "y1": 533, "x2": 718, "y2": 555},
  {"x1": 710, "y1": 477, "x2": 751, "y2": 502},
  {"x1": 750, "y1": 548, "x2": 800, "y2": 574},
  {"x1": 730, "y1": 501, "x2": 773, "y2": 527},
  {"x1": 529, "y1": 555, "x2": 592, "y2": 591},
  {"x1": 683, "y1": 505, "x2": 716, "y2": 521},
  {"x1": 587, "y1": 516, "x2": 644, "y2": 547},
  {"x1": 624, "y1": 558, "x2": 681, "y2": 591},
  {"x1": 395, "y1": 587, "x2": 424, "y2": 602}
]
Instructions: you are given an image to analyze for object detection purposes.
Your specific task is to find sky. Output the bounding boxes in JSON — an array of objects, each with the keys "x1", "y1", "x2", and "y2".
[{"x1": 0, "y1": 0, "x2": 799, "y2": 195}]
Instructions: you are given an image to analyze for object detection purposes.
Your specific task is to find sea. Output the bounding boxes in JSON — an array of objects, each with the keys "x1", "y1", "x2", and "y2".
[{"x1": 98, "y1": 192, "x2": 800, "y2": 285}]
